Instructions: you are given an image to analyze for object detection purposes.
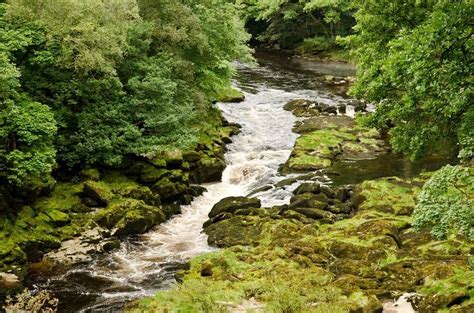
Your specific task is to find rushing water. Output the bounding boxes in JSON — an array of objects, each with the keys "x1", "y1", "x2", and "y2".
[{"x1": 30, "y1": 52, "x2": 452, "y2": 312}]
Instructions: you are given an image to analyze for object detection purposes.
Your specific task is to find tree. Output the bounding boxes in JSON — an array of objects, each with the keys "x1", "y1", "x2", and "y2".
[
  {"x1": 413, "y1": 165, "x2": 474, "y2": 240},
  {"x1": 0, "y1": 4, "x2": 56, "y2": 193},
  {"x1": 1, "y1": 0, "x2": 250, "y2": 174},
  {"x1": 237, "y1": 0, "x2": 354, "y2": 51},
  {"x1": 345, "y1": 0, "x2": 473, "y2": 160}
]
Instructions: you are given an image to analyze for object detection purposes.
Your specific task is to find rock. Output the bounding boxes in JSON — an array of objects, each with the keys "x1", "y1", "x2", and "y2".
[
  {"x1": 322, "y1": 105, "x2": 338, "y2": 115},
  {"x1": 192, "y1": 157, "x2": 226, "y2": 183},
  {"x1": 324, "y1": 75, "x2": 335, "y2": 82},
  {"x1": 293, "y1": 182, "x2": 321, "y2": 195},
  {"x1": 289, "y1": 193, "x2": 329, "y2": 209},
  {"x1": 208, "y1": 196, "x2": 261, "y2": 218},
  {"x1": 162, "y1": 203, "x2": 182, "y2": 218},
  {"x1": 98, "y1": 239, "x2": 121, "y2": 252},
  {"x1": 183, "y1": 151, "x2": 201, "y2": 162},
  {"x1": 328, "y1": 241, "x2": 370, "y2": 260},
  {"x1": 338, "y1": 104, "x2": 347, "y2": 114},
  {"x1": 283, "y1": 99, "x2": 312, "y2": 111},
  {"x1": 112, "y1": 203, "x2": 166, "y2": 236},
  {"x1": 187, "y1": 185, "x2": 207, "y2": 197},
  {"x1": 82, "y1": 197, "x2": 100, "y2": 207},
  {"x1": 292, "y1": 207, "x2": 335, "y2": 220},
  {"x1": 163, "y1": 150, "x2": 183, "y2": 167},
  {"x1": 139, "y1": 165, "x2": 168, "y2": 184},
  {"x1": 82, "y1": 182, "x2": 113, "y2": 207},
  {"x1": 320, "y1": 185, "x2": 336, "y2": 198},
  {"x1": 42, "y1": 228, "x2": 109, "y2": 268},
  {"x1": 45, "y1": 210, "x2": 71, "y2": 226},
  {"x1": 205, "y1": 216, "x2": 263, "y2": 247},
  {"x1": 275, "y1": 177, "x2": 299, "y2": 188},
  {"x1": 353, "y1": 102, "x2": 367, "y2": 113},
  {"x1": 247, "y1": 185, "x2": 273, "y2": 197},
  {"x1": 152, "y1": 177, "x2": 187, "y2": 200},
  {"x1": 335, "y1": 187, "x2": 351, "y2": 202},
  {"x1": 0, "y1": 272, "x2": 21, "y2": 290}
]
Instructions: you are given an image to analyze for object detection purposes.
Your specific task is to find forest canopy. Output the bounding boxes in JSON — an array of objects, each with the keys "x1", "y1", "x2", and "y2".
[{"x1": 0, "y1": 0, "x2": 250, "y2": 193}]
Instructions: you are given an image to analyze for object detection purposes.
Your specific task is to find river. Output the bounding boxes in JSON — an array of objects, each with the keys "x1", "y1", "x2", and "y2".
[{"x1": 29, "y1": 51, "x2": 451, "y2": 312}]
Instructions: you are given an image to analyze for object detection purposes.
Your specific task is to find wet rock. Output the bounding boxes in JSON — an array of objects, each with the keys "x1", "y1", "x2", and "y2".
[
  {"x1": 283, "y1": 99, "x2": 312, "y2": 111},
  {"x1": 187, "y1": 185, "x2": 207, "y2": 197},
  {"x1": 335, "y1": 187, "x2": 351, "y2": 202},
  {"x1": 222, "y1": 137, "x2": 232, "y2": 144},
  {"x1": 293, "y1": 182, "x2": 320, "y2": 195},
  {"x1": 275, "y1": 178, "x2": 298, "y2": 188},
  {"x1": 208, "y1": 196, "x2": 261, "y2": 218},
  {"x1": 247, "y1": 185, "x2": 273, "y2": 197},
  {"x1": 353, "y1": 102, "x2": 367, "y2": 113},
  {"x1": 338, "y1": 104, "x2": 347, "y2": 114},
  {"x1": 99, "y1": 239, "x2": 121, "y2": 252},
  {"x1": 192, "y1": 157, "x2": 226, "y2": 183},
  {"x1": 321, "y1": 105, "x2": 338, "y2": 115},
  {"x1": 162, "y1": 203, "x2": 182, "y2": 218}
]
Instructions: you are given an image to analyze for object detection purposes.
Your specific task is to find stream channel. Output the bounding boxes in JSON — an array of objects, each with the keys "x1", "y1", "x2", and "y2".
[{"x1": 29, "y1": 51, "x2": 452, "y2": 313}]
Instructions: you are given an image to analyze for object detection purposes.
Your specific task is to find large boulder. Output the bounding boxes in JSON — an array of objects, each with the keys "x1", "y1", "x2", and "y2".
[
  {"x1": 192, "y1": 157, "x2": 226, "y2": 183},
  {"x1": 94, "y1": 198, "x2": 165, "y2": 235},
  {"x1": 208, "y1": 197, "x2": 261, "y2": 218}
]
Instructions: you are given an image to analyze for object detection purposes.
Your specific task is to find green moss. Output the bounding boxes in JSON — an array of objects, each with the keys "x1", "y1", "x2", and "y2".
[
  {"x1": 420, "y1": 269, "x2": 474, "y2": 310},
  {"x1": 34, "y1": 182, "x2": 83, "y2": 213},
  {"x1": 215, "y1": 86, "x2": 245, "y2": 103},
  {"x1": 355, "y1": 178, "x2": 421, "y2": 215},
  {"x1": 288, "y1": 154, "x2": 332, "y2": 170},
  {"x1": 286, "y1": 124, "x2": 385, "y2": 172}
]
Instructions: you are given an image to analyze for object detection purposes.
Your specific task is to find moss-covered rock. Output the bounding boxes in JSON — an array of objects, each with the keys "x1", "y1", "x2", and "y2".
[
  {"x1": 283, "y1": 115, "x2": 387, "y2": 174},
  {"x1": 133, "y1": 172, "x2": 472, "y2": 312},
  {"x1": 215, "y1": 86, "x2": 245, "y2": 103},
  {"x1": 208, "y1": 196, "x2": 262, "y2": 218}
]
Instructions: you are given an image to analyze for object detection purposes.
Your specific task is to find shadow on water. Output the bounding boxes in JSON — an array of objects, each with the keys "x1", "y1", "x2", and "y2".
[{"x1": 329, "y1": 153, "x2": 457, "y2": 186}]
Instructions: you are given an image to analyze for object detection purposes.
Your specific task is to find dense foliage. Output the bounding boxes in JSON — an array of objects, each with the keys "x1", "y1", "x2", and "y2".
[
  {"x1": 413, "y1": 165, "x2": 473, "y2": 240},
  {"x1": 346, "y1": 0, "x2": 473, "y2": 160},
  {"x1": 0, "y1": 0, "x2": 249, "y2": 194},
  {"x1": 236, "y1": 0, "x2": 354, "y2": 53}
]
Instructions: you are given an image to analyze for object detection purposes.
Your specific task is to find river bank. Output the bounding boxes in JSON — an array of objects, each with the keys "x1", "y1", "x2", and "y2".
[{"x1": 0, "y1": 104, "x2": 241, "y2": 301}]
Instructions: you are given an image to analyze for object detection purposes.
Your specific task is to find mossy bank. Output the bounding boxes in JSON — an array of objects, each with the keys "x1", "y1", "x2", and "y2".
[{"x1": 0, "y1": 105, "x2": 242, "y2": 300}]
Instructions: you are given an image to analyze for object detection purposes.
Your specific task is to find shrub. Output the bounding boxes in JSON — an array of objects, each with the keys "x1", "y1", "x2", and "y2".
[{"x1": 413, "y1": 165, "x2": 474, "y2": 240}]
